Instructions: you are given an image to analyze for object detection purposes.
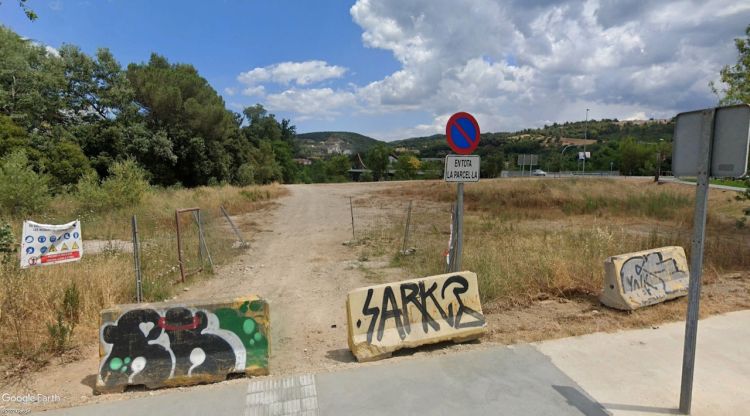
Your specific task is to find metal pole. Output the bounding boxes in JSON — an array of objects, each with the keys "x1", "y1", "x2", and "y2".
[
  {"x1": 679, "y1": 108, "x2": 714, "y2": 415},
  {"x1": 454, "y1": 183, "x2": 464, "y2": 272},
  {"x1": 220, "y1": 205, "x2": 246, "y2": 246},
  {"x1": 350, "y1": 196, "x2": 356, "y2": 241},
  {"x1": 196, "y1": 210, "x2": 214, "y2": 272},
  {"x1": 583, "y1": 108, "x2": 589, "y2": 174},
  {"x1": 131, "y1": 215, "x2": 143, "y2": 303},
  {"x1": 401, "y1": 200, "x2": 413, "y2": 254},
  {"x1": 175, "y1": 210, "x2": 186, "y2": 283},
  {"x1": 193, "y1": 211, "x2": 204, "y2": 266},
  {"x1": 656, "y1": 151, "x2": 662, "y2": 182}
]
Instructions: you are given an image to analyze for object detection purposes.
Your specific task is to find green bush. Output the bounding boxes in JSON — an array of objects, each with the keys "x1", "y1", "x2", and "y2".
[
  {"x1": 0, "y1": 150, "x2": 51, "y2": 215},
  {"x1": 235, "y1": 163, "x2": 255, "y2": 186},
  {"x1": 46, "y1": 282, "x2": 80, "y2": 354},
  {"x1": 76, "y1": 159, "x2": 150, "y2": 212},
  {"x1": 0, "y1": 222, "x2": 14, "y2": 264}
]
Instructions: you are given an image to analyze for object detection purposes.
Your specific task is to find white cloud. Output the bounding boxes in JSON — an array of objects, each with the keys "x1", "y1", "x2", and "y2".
[
  {"x1": 241, "y1": 85, "x2": 265, "y2": 97},
  {"x1": 238, "y1": 60, "x2": 347, "y2": 87},
  {"x1": 226, "y1": 1, "x2": 748, "y2": 133},
  {"x1": 348, "y1": 0, "x2": 749, "y2": 133},
  {"x1": 265, "y1": 88, "x2": 357, "y2": 119},
  {"x1": 223, "y1": 87, "x2": 237, "y2": 96}
]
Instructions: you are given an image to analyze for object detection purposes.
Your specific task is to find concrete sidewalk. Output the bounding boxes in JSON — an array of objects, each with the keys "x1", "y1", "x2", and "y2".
[{"x1": 39, "y1": 310, "x2": 750, "y2": 416}]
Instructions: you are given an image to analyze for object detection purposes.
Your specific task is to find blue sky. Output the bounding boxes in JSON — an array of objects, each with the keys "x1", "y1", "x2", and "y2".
[{"x1": 2, "y1": 1, "x2": 749, "y2": 140}]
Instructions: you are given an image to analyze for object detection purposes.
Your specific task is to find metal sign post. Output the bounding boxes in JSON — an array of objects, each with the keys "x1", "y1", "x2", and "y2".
[
  {"x1": 453, "y1": 183, "x2": 464, "y2": 271},
  {"x1": 444, "y1": 112, "x2": 481, "y2": 273},
  {"x1": 678, "y1": 109, "x2": 713, "y2": 414},
  {"x1": 672, "y1": 104, "x2": 750, "y2": 414}
]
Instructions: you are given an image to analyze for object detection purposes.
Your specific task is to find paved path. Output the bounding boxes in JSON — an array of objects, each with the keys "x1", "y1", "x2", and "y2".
[
  {"x1": 659, "y1": 177, "x2": 747, "y2": 192},
  {"x1": 38, "y1": 310, "x2": 750, "y2": 415}
]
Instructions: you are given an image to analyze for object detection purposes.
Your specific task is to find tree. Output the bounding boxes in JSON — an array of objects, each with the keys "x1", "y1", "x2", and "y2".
[
  {"x1": 0, "y1": 1, "x2": 37, "y2": 20},
  {"x1": 0, "y1": 114, "x2": 30, "y2": 156},
  {"x1": 250, "y1": 141, "x2": 282, "y2": 184},
  {"x1": 127, "y1": 54, "x2": 239, "y2": 185},
  {"x1": 365, "y1": 143, "x2": 391, "y2": 181},
  {"x1": 713, "y1": 24, "x2": 750, "y2": 104},
  {"x1": 325, "y1": 154, "x2": 351, "y2": 182},
  {"x1": 481, "y1": 151, "x2": 505, "y2": 178},
  {"x1": 0, "y1": 150, "x2": 50, "y2": 215},
  {"x1": 0, "y1": 27, "x2": 66, "y2": 131},
  {"x1": 394, "y1": 154, "x2": 420, "y2": 179}
]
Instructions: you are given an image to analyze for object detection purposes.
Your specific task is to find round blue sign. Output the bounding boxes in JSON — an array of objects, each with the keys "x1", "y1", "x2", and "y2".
[
  {"x1": 445, "y1": 112, "x2": 481, "y2": 155},
  {"x1": 73, "y1": 232, "x2": 80, "y2": 239},
  {"x1": 38, "y1": 236, "x2": 46, "y2": 243},
  {"x1": 26, "y1": 247, "x2": 34, "y2": 254},
  {"x1": 64, "y1": 232, "x2": 71, "y2": 240},
  {"x1": 50, "y1": 235, "x2": 57, "y2": 243},
  {"x1": 25, "y1": 236, "x2": 33, "y2": 243},
  {"x1": 41, "y1": 246, "x2": 48, "y2": 254}
]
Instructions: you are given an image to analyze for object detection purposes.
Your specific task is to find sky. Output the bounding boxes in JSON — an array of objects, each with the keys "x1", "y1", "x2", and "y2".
[{"x1": 2, "y1": 0, "x2": 749, "y2": 140}]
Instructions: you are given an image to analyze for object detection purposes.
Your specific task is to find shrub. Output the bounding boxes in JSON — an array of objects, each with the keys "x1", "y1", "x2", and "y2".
[
  {"x1": 46, "y1": 282, "x2": 81, "y2": 354},
  {"x1": 0, "y1": 222, "x2": 13, "y2": 264},
  {"x1": 235, "y1": 163, "x2": 255, "y2": 186},
  {"x1": 0, "y1": 150, "x2": 51, "y2": 215},
  {"x1": 76, "y1": 159, "x2": 150, "y2": 212}
]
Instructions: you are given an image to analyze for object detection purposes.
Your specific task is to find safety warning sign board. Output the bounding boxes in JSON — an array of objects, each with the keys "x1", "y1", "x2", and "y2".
[{"x1": 20, "y1": 220, "x2": 83, "y2": 268}]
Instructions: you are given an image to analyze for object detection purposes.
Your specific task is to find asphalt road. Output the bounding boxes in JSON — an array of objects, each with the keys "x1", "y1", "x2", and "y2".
[{"x1": 38, "y1": 310, "x2": 750, "y2": 416}]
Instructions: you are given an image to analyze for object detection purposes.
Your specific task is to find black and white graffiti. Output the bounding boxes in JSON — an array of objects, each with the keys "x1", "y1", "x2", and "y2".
[
  {"x1": 98, "y1": 302, "x2": 269, "y2": 389},
  {"x1": 357, "y1": 274, "x2": 485, "y2": 344},
  {"x1": 620, "y1": 252, "x2": 688, "y2": 295}
]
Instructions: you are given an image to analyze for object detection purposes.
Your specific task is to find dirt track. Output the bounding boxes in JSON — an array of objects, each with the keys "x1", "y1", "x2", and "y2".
[
  {"x1": 8, "y1": 182, "x2": 406, "y2": 412},
  {"x1": 180, "y1": 182, "x2": 382, "y2": 374},
  {"x1": 10, "y1": 180, "x2": 750, "y2": 412}
]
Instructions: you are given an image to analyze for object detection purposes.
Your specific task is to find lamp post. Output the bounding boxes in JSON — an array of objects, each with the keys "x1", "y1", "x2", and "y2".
[
  {"x1": 560, "y1": 145, "x2": 573, "y2": 176},
  {"x1": 583, "y1": 108, "x2": 589, "y2": 174}
]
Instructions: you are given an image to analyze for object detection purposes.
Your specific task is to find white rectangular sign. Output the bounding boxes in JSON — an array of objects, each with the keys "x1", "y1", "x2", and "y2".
[
  {"x1": 20, "y1": 220, "x2": 83, "y2": 268},
  {"x1": 444, "y1": 155, "x2": 480, "y2": 182},
  {"x1": 673, "y1": 104, "x2": 750, "y2": 178}
]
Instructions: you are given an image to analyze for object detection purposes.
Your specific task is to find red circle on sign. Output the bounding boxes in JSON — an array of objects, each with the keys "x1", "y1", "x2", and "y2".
[{"x1": 445, "y1": 112, "x2": 481, "y2": 155}]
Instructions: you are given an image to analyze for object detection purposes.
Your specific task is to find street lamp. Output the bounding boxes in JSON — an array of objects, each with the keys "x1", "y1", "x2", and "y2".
[
  {"x1": 583, "y1": 108, "x2": 589, "y2": 174},
  {"x1": 560, "y1": 145, "x2": 574, "y2": 175}
]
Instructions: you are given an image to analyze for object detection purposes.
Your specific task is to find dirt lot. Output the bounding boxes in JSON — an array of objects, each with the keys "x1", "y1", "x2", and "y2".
[{"x1": 4, "y1": 180, "x2": 749, "y2": 412}]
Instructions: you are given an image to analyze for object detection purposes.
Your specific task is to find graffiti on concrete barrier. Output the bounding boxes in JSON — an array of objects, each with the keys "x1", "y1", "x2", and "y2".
[
  {"x1": 358, "y1": 274, "x2": 485, "y2": 344},
  {"x1": 620, "y1": 252, "x2": 688, "y2": 295},
  {"x1": 98, "y1": 300, "x2": 268, "y2": 389}
]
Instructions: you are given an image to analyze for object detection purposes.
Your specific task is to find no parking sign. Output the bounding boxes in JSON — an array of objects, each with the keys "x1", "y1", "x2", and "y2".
[
  {"x1": 444, "y1": 111, "x2": 481, "y2": 273},
  {"x1": 445, "y1": 112, "x2": 480, "y2": 155}
]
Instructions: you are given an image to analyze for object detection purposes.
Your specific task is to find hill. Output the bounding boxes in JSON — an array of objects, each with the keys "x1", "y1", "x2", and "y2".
[
  {"x1": 388, "y1": 119, "x2": 675, "y2": 156},
  {"x1": 295, "y1": 131, "x2": 384, "y2": 157}
]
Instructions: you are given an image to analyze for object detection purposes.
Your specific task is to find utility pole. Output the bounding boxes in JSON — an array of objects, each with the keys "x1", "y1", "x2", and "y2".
[
  {"x1": 560, "y1": 145, "x2": 572, "y2": 174},
  {"x1": 583, "y1": 108, "x2": 589, "y2": 174}
]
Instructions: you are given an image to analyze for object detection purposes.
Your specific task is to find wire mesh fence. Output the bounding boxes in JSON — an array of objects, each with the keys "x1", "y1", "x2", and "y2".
[{"x1": 349, "y1": 194, "x2": 454, "y2": 272}]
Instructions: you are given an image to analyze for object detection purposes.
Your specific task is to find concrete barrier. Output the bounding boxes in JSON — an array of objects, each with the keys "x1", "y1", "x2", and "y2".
[
  {"x1": 600, "y1": 246, "x2": 689, "y2": 311},
  {"x1": 346, "y1": 271, "x2": 487, "y2": 362},
  {"x1": 96, "y1": 296, "x2": 269, "y2": 393}
]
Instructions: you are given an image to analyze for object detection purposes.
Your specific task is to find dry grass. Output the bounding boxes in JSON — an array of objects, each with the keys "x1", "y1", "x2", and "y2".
[
  {"x1": 0, "y1": 184, "x2": 287, "y2": 365},
  {"x1": 360, "y1": 178, "x2": 750, "y2": 306}
]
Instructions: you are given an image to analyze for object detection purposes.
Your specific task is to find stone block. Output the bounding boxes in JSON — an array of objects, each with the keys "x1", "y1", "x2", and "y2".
[
  {"x1": 96, "y1": 295, "x2": 269, "y2": 393},
  {"x1": 600, "y1": 246, "x2": 689, "y2": 310},
  {"x1": 347, "y1": 271, "x2": 486, "y2": 362}
]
